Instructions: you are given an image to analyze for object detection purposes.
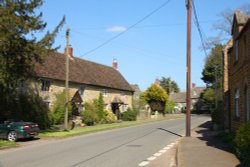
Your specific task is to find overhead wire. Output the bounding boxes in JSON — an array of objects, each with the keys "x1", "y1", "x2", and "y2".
[
  {"x1": 80, "y1": 0, "x2": 171, "y2": 57},
  {"x1": 192, "y1": 0, "x2": 208, "y2": 57}
]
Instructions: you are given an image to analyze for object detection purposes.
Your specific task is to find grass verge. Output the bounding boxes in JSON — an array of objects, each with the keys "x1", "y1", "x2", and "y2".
[
  {"x1": 0, "y1": 140, "x2": 17, "y2": 149},
  {"x1": 39, "y1": 114, "x2": 184, "y2": 138}
]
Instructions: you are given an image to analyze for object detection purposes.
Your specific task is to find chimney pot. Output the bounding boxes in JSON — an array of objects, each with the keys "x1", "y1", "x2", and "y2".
[
  {"x1": 192, "y1": 83, "x2": 196, "y2": 89},
  {"x1": 112, "y1": 59, "x2": 118, "y2": 70},
  {"x1": 64, "y1": 45, "x2": 73, "y2": 59}
]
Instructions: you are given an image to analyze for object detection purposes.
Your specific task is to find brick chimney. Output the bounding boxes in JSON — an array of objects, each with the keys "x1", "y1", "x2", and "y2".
[
  {"x1": 64, "y1": 45, "x2": 73, "y2": 59},
  {"x1": 192, "y1": 83, "x2": 196, "y2": 89},
  {"x1": 112, "y1": 59, "x2": 118, "y2": 70}
]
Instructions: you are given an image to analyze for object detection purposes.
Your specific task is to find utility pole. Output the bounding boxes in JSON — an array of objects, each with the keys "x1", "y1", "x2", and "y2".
[
  {"x1": 215, "y1": 65, "x2": 218, "y2": 109},
  {"x1": 186, "y1": 0, "x2": 192, "y2": 137},
  {"x1": 65, "y1": 28, "x2": 70, "y2": 130}
]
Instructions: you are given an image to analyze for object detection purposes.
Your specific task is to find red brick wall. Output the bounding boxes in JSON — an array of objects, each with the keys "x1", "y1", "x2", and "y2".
[{"x1": 228, "y1": 22, "x2": 250, "y2": 132}]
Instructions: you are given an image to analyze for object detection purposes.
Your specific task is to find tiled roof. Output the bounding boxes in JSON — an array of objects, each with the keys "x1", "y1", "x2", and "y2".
[
  {"x1": 169, "y1": 92, "x2": 186, "y2": 103},
  {"x1": 191, "y1": 87, "x2": 205, "y2": 99},
  {"x1": 34, "y1": 52, "x2": 134, "y2": 92},
  {"x1": 130, "y1": 84, "x2": 141, "y2": 93},
  {"x1": 169, "y1": 87, "x2": 205, "y2": 103}
]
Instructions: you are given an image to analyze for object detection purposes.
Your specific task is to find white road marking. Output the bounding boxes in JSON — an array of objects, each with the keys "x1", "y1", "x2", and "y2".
[
  {"x1": 159, "y1": 149, "x2": 167, "y2": 153},
  {"x1": 154, "y1": 152, "x2": 162, "y2": 157},
  {"x1": 138, "y1": 161, "x2": 149, "y2": 166},
  {"x1": 138, "y1": 138, "x2": 181, "y2": 166},
  {"x1": 163, "y1": 146, "x2": 170, "y2": 150},
  {"x1": 147, "y1": 156, "x2": 156, "y2": 161}
]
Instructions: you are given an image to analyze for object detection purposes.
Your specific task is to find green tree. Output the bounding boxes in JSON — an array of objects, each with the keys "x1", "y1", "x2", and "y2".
[
  {"x1": 201, "y1": 44, "x2": 223, "y2": 88},
  {"x1": 159, "y1": 77, "x2": 180, "y2": 94},
  {"x1": 144, "y1": 84, "x2": 168, "y2": 113},
  {"x1": 201, "y1": 44, "x2": 223, "y2": 108},
  {"x1": 0, "y1": 0, "x2": 65, "y2": 117},
  {"x1": 96, "y1": 92, "x2": 104, "y2": 120}
]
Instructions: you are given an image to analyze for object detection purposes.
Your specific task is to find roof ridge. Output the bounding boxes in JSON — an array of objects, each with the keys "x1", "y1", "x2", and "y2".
[{"x1": 57, "y1": 51, "x2": 115, "y2": 70}]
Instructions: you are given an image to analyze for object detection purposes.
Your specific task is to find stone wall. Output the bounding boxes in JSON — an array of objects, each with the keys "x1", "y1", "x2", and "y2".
[
  {"x1": 30, "y1": 79, "x2": 133, "y2": 112},
  {"x1": 228, "y1": 21, "x2": 250, "y2": 131}
]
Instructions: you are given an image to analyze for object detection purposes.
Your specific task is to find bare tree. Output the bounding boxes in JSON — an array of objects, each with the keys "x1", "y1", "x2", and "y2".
[{"x1": 204, "y1": 3, "x2": 250, "y2": 50}]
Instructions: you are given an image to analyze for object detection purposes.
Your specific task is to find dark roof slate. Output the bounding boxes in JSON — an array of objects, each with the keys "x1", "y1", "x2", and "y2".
[{"x1": 34, "y1": 52, "x2": 134, "y2": 92}]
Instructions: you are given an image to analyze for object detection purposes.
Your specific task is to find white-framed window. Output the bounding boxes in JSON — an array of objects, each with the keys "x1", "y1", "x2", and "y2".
[
  {"x1": 103, "y1": 89, "x2": 108, "y2": 97},
  {"x1": 235, "y1": 40, "x2": 239, "y2": 62},
  {"x1": 235, "y1": 89, "x2": 240, "y2": 118},
  {"x1": 41, "y1": 79, "x2": 51, "y2": 91}
]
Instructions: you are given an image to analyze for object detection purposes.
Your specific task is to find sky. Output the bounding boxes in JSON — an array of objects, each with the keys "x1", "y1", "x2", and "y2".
[{"x1": 37, "y1": 0, "x2": 249, "y2": 91}]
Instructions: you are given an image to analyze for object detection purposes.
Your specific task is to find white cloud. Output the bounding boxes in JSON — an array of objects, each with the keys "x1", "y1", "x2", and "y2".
[{"x1": 106, "y1": 25, "x2": 127, "y2": 32}]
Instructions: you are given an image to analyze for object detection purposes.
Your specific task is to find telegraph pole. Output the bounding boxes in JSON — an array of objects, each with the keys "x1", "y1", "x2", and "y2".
[
  {"x1": 186, "y1": 0, "x2": 192, "y2": 137},
  {"x1": 65, "y1": 28, "x2": 70, "y2": 130}
]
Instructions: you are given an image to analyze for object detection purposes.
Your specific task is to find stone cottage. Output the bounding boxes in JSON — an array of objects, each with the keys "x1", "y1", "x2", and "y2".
[{"x1": 31, "y1": 51, "x2": 134, "y2": 118}]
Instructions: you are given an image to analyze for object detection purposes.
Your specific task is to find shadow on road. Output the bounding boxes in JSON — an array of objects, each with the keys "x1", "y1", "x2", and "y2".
[{"x1": 157, "y1": 128, "x2": 182, "y2": 137}]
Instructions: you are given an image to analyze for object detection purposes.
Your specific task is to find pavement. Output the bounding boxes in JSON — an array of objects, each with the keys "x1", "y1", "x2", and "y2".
[{"x1": 141, "y1": 121, "x2": 244, "y2": 167}]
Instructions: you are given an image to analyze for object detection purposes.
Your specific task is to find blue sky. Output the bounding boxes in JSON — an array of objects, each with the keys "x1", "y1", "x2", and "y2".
[{"x1": 38, "y1": 0, "x2": 249, "y2": 91}]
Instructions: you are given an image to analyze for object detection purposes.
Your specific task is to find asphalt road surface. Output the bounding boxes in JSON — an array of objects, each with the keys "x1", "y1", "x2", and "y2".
[{"x1": 0, "y1": 115, "x2": 210, "y2": 167}]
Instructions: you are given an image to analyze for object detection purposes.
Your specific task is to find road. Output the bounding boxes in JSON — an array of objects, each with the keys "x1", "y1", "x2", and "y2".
[{"x1": 0, "y1": 115, "x2": 210, "y2": 167}]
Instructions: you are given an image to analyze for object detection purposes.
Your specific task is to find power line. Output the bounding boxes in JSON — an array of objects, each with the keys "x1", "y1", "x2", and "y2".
[
  {"x1": 192, "y1": 0, "x2": 208, "y2": 57},
  {"x1": 80, "y1": 0, "x2": 171, "y2": 57},
  {"x1": 72, "y1": 19, "x2": 221, "y2": 30}
]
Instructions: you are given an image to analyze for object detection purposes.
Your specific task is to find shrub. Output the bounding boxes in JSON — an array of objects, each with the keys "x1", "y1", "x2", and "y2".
[
  {"x1": 15, "y1": 92, "x2": 53, "y2": 130},
  {"x1": 81, "y1": 109, "x2": 99, "y2": 126},
  {"x1": 235, "y1": 121, "x2": 250, "y2": 166},
  {"x1": 211, "y1": 108, "x2": 220, "y2": 124},
  {"x1": 143, "y1": 84, "x2": 168, "y2": 113},
  {"x1": 165, "y1": 100, "x2": 176, "y2": 114},
  {"x1": 101, "y1": 110, "x2": 116, "y2": 124},
  {"x1": 95, "y1": 92, "x2": 105, "y2": 120},
  {"x1": 121, "y1": 108, "x2": 138, "y2": 121},
  {"x1": 52, "y1": 90, "x2": 73, "y2": 125}
]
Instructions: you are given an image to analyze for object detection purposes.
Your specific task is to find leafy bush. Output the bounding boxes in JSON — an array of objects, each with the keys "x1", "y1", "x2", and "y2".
[
  {"x1": 211, "y1": 108, "x2": 220, "y2": 124},
  {"x1": 121, "y1": 108, "x2": 138, "y2": 121},
  {"x1": 101, "y1": 110, "x2": 116, "y2": 124},
  {"x1": 143, "y1": 84, "x2": 168, "y2": 103},
  {"x1": 81, "y1": 109, "x2": 99, "y2": 126},
  {"x1": 235, "y1": 121, "x2": 250, "y2": 166},
  {"x1": 15, "y1": 92, "x2": 53, "y2": 130},
  {"x1": 165, "y1": 100, "x2": 176, "y2": 113},
  {"x1": 52, "y1": 90, "x2": 72, "y2": 125},
  {"x1": 143, "y1": 84, "x2": 168, "y2": 112}
]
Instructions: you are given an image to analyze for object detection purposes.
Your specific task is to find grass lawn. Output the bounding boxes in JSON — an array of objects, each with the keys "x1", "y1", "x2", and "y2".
[
  {"x1": 39, "y1": 114, "x2": 184, "y2": 138},
  {"x1": 0, "y1": 140, "x2": 17, "y2": 149}
]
